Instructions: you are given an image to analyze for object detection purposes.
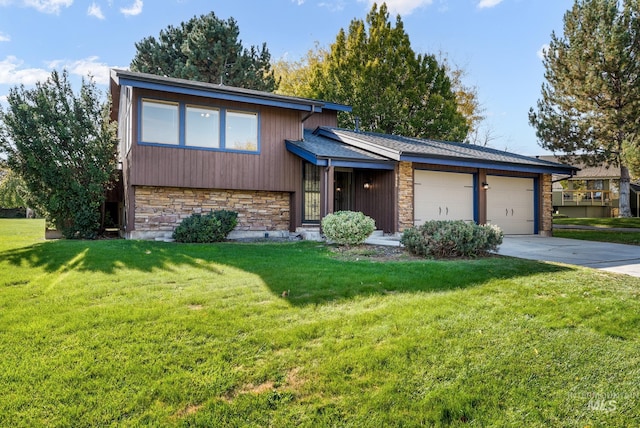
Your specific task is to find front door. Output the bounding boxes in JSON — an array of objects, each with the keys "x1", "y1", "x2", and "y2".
[
  {"x1": 303, "y1": 162, "x2": 321, "y2": 223},
  {"x1": 334, "y1": 170, "x2": 354, "y2": 212}
]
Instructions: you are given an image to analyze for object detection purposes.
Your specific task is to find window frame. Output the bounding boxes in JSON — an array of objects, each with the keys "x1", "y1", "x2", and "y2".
[
  {"x1": 224, "y1": 109, "x2": 259, "y2": 152},
  {"x1": 138, "y1": 97, "x2": 260, "y2": 154},
  {"x1": 185, "y1": 104, "x2": 221, "y2": 149},
  {"x1": 140, "y1": 99, "x2": 180, "y2": 146}
]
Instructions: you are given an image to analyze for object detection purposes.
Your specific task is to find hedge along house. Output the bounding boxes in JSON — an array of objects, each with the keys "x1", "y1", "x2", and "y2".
[{"x1": 110, "y1": 69, "x2": 576, "y2": 240}]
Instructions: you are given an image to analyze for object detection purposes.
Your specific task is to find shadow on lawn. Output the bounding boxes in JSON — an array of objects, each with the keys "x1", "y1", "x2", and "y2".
[
  {"x1": 0, "y1": 239, "x2": 223, "y2": 275},
  {"x1": 0, "y1": 239, "x2": 574, "y2": 306}
]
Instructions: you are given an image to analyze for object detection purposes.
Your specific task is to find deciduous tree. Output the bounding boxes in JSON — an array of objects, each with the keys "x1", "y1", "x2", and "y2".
[
  {"x1": 131, "y1": 11, "x2": 277, "y2": 91},
  {"x1": 0, "y1": 70, "x2": 118, "y2": 238},
  {"x1": 0, "y1": 167, "x2": 28, "y2": 209},
  {"x1": 529, "y1": 0, "x2": 640, "y2": 217},
  {"x1": 306, "y1": 3, "x2": 468, "y2": 141}
]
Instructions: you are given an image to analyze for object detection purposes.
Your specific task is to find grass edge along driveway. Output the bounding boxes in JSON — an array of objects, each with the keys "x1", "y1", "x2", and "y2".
[
  {"x1": 0, "y1": 219, "x2": 639, "y2": 427},
  {"x1": 553, "y1": 217, "x2": 640, "y2": 245}
]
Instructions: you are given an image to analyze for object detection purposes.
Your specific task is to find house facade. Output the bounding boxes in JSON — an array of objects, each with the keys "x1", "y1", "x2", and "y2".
[
  {"x1": 110, "y1": 69, "x2": 576, "y2": 240},
  {"x1": 538, "y1": 155, "x2": 640, "y2": 218}
]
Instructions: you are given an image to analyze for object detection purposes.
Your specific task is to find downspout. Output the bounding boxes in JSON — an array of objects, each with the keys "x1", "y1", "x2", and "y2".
[{"x1": 300, "y1": 105, "x2": 316, "y2": 139}]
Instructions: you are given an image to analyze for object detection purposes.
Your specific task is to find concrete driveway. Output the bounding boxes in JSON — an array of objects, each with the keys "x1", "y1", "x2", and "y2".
[{"x1": 497, "y1": 235, "x2": 640, "y2": 277}]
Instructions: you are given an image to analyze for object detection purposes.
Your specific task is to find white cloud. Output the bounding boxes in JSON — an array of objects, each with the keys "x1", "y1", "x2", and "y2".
[
  {"x1": 291, "y1": 0, "x2": 304, "y2": 4},
  {"x1": 477, "y1": 0, "x2": 503, "y2": 8},
  {"x1": 318, "y1": 0, "x2": 345, "y2": 12},
  {"x1": 23, "y1": 0, "x2": 73, "y2": 14},
  {"x1": 0, "y1": 32, "x2": 10, "y2": 42},
  {"x1": 87, "y1": 2, "x2": 104, "y2": 19},
  {"x1": 362, "y1": 0, "x2": 432, "y2": 16},
  {"x1": 120, "y1": 0, "x2": 142, "y2": 16},
  {"x1": 0, "y1": 55, "x2": 119, "y2": 87},
  {"x1": 0, "y1": 56, "x2": 50, "y2": 85},
  {"x1": 48, "y1": 56, "x2": 115, "y2": 84},
  {"x1": 537, "y1": 43, "x2": 549, "y2": 60}
]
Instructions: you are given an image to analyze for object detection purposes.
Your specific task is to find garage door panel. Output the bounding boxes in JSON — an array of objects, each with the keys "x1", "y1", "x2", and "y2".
[
  {"x1": 414, "y1": 170, "x2": 474, "y2": 225},
  {"x1": 486, "y1": 176, "x2": 535, "y2": 235}
]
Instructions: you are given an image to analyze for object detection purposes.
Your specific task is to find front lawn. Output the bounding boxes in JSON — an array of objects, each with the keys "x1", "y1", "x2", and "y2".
[
  {"x1": 1, "y1": 219, "x2": 639, "y2": 426},
  {"x1": 554, "y1": 217, "x2": 640, "y2": 228},
  {"x1": 553, "y1": 217, "x2": 640, "y2": 245},
  {"x1": 553, "y1": 229, "x2": 640, "y2": 245}
]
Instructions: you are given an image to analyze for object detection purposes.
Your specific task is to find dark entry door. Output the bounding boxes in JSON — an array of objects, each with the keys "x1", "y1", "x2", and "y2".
[{"x1": 334, "y1": 170, "x2": 354, "y2": 212}]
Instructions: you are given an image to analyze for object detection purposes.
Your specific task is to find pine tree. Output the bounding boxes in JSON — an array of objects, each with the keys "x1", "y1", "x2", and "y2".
[
  {"x1": 529, "y1": 0, "x2": 640, "y2": 217},
  {"x1": 130, "y1": 12, "x2": 277, "y2": 91},
  {"x1": 307, "y1": 3, "x2": 468, "y2": 141}
]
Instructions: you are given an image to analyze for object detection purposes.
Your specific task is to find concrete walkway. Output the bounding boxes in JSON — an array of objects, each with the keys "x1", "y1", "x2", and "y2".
[{"x1": 497, "y1": 235, "x2": 640, "y2": 278}]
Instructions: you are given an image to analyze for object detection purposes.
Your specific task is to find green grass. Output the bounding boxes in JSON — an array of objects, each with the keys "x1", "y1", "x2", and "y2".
[
  {"x1": 553, "y1": 217, "x2": 640, "y2": 245},
  {"x1": 554, "y1": 217, "x2": 640, "y2": 228},
  {"x1": 1, "y1": 219, "x2": 639, "y2": 426},
  {"x1": 553, "y1": 229, "x2": 640, "y2": 245}
]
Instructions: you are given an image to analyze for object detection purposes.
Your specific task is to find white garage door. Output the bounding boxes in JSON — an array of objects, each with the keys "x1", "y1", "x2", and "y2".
[
  {"x1": 414, "y1": 170, "x2": 474, "y2": 226},
  {"x1": 486, "y1": 175, "x2": 535, "y2": 234}
]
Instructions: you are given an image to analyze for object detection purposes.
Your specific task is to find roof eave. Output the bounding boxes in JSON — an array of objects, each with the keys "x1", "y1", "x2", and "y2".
[
  {"x1": 315, "y1": 127, "x2": 401, "y2": 161},
  {"x1": 112, "y1": 68, "x2": 326, "y2": 113},
  {"x1": 400, "y1": 153, "x2": 579, "y2": 175},
  {"x1": 285, "y1": 141, "x2": 394, "y2": 170}
]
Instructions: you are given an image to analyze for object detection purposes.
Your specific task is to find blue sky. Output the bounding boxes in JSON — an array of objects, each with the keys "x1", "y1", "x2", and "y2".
[{"x1": 0, "y1": 0, "x2": 573, "y2": 155}]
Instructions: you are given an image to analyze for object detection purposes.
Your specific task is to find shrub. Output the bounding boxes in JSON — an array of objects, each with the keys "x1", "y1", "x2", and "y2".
[
  {"x1": 0, "y1": 71, "x2": 118, "y2": 239},
  {"x1": 321, "y1": 210, "x2": 376, "y2": 246},
  {"x1": 401, "y1": 220, "x2": 503, "y2": 258},
  {"x1": 173, "y1": 210, "x2": 238, "y2": 243}
]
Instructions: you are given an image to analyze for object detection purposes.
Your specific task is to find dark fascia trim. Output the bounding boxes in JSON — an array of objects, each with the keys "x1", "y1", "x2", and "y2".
[
  {"x1": 285, "y1": 141, "x2": 394, "y2": 170},
  {"x1": 316, "y1": 126, "x2": 579, "y2": 175},
  {"x1": 315, "y1": 127, "x2": 401, "y2": 160},
  {"x1": 322, "y1": 101, "x2": 352, "y2": 113},
  {"x1": 112, "y1": 69, "x2": 329, "y2": 113},
  {"x1": 400, "y1": 154, "x2": 578, "y2": 175}
]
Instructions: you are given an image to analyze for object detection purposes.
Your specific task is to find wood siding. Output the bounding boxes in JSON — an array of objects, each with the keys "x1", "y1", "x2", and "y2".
[
  {"x1": 303, "y1": 111, "x2": 338, "y2": 130},
  {"x1": 354, "y1": 169, "x2": 396, "y2": 233},
  {"x1": 129, "y1": 88, "x2": 303, "y2": 192}
]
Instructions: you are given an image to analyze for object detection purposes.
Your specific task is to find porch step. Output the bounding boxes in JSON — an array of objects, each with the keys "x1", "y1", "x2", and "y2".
[
  {"x1": 295, "y1": 226, "x2": 323, "y2": 241},
  {"x1": 365, "y1": 232, "x2": 402, "y2": 247}
]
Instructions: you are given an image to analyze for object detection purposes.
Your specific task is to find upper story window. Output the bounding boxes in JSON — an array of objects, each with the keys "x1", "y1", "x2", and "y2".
[
  {"x1": 141, "y1": 100, "x2": 179, "y2": 145},
  {"x1": 186, "y1": 105, "x2": 220, "y2": 149},
  {"x1": 226, "y1": 110, "x2": 258, "y2": 151},
  {"x1": 139, "y1": 98, "x2": 259, "y2": 153}
]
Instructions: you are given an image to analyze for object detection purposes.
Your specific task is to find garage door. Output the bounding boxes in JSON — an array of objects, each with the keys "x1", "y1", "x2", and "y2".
[
  {"x1": 414, "y1": 170, "x2": 474, "y2": 226},
  {"x1": 486, "y1": 175, "x2": 535, "y2": 234}
]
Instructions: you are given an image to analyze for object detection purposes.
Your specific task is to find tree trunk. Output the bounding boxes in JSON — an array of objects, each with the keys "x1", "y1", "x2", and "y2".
[{"x1": 618, "y1": 164, "x2": 631, "y2": 217}]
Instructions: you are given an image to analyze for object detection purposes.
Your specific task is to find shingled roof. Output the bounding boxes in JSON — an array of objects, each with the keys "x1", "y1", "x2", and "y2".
[
  {"x1": 315, "y1": 127, "x2": 577, "y2": 174},
  {"x1": 110, "y1": 69, "x2": 351, "y2": 115},
  {"x1": 285, "y1": 130, "x2": 394, "y2": 170}
]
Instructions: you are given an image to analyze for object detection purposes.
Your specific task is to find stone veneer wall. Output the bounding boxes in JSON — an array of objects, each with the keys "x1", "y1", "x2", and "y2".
[
  {"x1": 397, "y1": 161, "x2": 414, "y2": 232},
  {"x1": 131, "y1": 186, "x2": 290, "y2": 240},
  {"x1": 541, "y1": 173, "x2": 553, "y2": 236}
]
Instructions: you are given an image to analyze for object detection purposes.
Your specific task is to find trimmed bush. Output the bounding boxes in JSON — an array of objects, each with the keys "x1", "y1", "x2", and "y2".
[
  {"x1": 401, "y1": 220, "x2": 503, "y2": 258},
  {"x1": 321, "y1": 210, "x2": 376, "y2": 246},
  {"x1": 173, "y1": 210, "x2": 238, "y2": 243}
]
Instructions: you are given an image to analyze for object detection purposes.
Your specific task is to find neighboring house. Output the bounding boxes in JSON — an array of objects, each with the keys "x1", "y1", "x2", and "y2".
[
  {"x1": 538, "y1": 155, "x2": 639, "y2": 218},
  {"x1": 110, "y1": 69, "x2": 576, "y2": 239}
]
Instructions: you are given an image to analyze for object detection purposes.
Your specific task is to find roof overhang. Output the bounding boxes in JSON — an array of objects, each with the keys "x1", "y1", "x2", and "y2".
[
  {"x1": 285, "y1": 141, "x2": 395, "y2": 170},
  {"x1": 399, "y1": 153, "x2": 579, "y2": 175},
  {"x1": 110, "y1": 69, "x2": 342, "y2": 113},
  {"x1": 314, "y1": 127, "x2": 401, "y2": 160},
  {"x1": 316, "y1": 127, "x2": 579, "y2": 175}
]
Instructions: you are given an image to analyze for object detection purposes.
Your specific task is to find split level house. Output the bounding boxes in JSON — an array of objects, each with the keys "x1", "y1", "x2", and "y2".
[{"x1": 109, "y1": 69, "x2": 577, "y2": 240}]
